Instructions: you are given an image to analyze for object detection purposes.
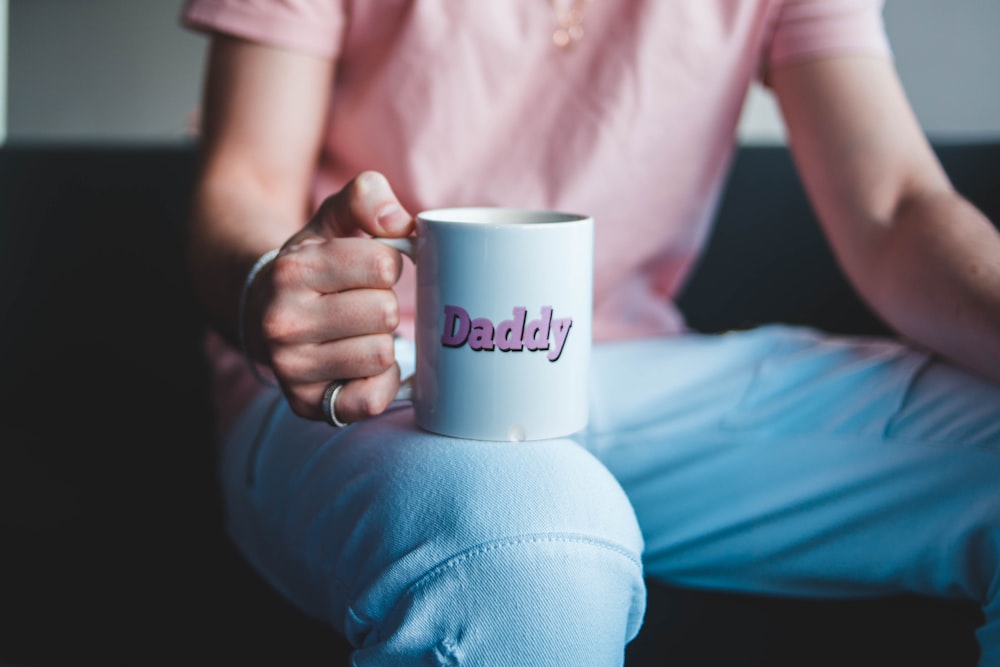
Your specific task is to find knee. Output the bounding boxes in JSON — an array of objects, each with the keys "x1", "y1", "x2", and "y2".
[
  {"x1": 366, "y1": 530, "x2": 647, "y2": 664},
  {"x1": 354, "y1": 408, "x2": 644, "y2": 561},
  {"x1": 322, "y1": 408, "x2": 646, "y2": 646}
]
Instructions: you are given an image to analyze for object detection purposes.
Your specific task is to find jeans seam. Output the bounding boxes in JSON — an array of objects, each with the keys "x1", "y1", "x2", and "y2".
[
  {"x1": 719, "y1": 334, "x2": 787, "y2": 432},
  {"x1": 881, "y1": 351, "x2": 936, "y2": 440},
  {"x1": 351, "y1": 532, "x2": 643, "y2": 646}
]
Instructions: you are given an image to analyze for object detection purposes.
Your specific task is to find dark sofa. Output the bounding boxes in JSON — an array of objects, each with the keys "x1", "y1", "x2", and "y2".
[{"x1": 1, "y1": 140, "x2": 997, "y2": 666}]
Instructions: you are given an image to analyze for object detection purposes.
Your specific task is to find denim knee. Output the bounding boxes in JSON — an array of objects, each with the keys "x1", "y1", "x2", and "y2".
[
  {"x1": 294, "y1": 406, "x2": 646, "y2": 656},
  {"x1": 355, "y1": 532, "x2": 647, "y2": 665}
]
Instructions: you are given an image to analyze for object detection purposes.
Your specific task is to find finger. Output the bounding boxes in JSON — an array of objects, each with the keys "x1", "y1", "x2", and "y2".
[
  {"x1": 319, "y1": 170, "x2": 414, "y2": 239},
  {"x1": 317, "y1": 288, "x2": 400, "y2": 340},
  {"x1": 272, "y1": 332, "x2": 397, "y2": 385},
  {"x1": 329, "y1": 363, "x2": 404, "y2": 424},
  {"x1": 262, "y1": 286, "x2": 398, "y2": 348},
  {"x1": 292, "y1": 362, "x2": 402, "y2": 423},
  {"x1": 271, "y1": 237, "x2": 403, "y2": 296}
]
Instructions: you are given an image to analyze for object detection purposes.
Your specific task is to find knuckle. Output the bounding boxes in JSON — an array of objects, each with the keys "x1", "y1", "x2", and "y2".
[
  {"x1": 378, "y1": 292, "x2": 400, "y2": 330},
  {"x1": 352, "y1": 170, "x2": 386, "y2": 197},
  {"x1": 259, "y1": 306, "x2": 298, "y2": 342},
  {"x1": 268, "y1": 252, "x2": 295, "y2": 283},
  {"x1": 372, "y1": 334, "x2": 396, "y2": 370},
  {"x1": 268, "y1": 252, "x2": 312, "y2": 295},
  {"x1": 356, "y1": 391, "x2": 384, "y2": 419},
  {"x1": 270, "y1": 348, "x2": 306, "y2": 380},
  {"x1": 371, "y1": 248, "x2": 401, "y2": 286},
  {"x1": 267, "y1": 347, "x2": 289, "y2": 374}
]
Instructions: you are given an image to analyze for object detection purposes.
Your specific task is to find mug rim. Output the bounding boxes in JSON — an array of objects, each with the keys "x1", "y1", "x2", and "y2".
[{"x1": 416, "y1": 206, "x2": 591, "y2": 226}]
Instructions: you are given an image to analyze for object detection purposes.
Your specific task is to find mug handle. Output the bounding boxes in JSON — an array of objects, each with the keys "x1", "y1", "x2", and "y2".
[{"x1": 376, "y1": 236, "x2": 418, "y2": 402}]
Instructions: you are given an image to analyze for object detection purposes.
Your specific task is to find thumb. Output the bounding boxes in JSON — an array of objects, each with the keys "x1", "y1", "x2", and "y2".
[{"x1": 318, "y1": 170, "x2": 414, "y2": 239}]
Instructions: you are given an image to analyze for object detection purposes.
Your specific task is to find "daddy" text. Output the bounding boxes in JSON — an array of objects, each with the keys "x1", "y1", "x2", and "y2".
[{"x1": 440, "y1": 305, "x2": 573, "y2": 362}]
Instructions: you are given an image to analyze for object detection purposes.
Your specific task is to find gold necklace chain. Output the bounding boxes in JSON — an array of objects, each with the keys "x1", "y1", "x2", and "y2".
[{"x1": 549, "y1": 0, "x2": 590, "y2": 49}]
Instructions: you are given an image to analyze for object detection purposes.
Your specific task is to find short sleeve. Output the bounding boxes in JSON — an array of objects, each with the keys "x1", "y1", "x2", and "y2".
[
  {"x1": 765, "y1": 0, "x2": 892, "y2": 74},
  {"x1": 180, "y1": 0, "x2": 347, "y2": 59}
]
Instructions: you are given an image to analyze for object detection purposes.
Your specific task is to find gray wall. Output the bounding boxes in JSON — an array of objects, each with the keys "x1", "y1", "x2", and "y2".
[
  {"x1": 5, "y1": 0, "x2": 1000, "y2": 144},
  {"x1": 739, "y1": 0, "x2": 1000, "y2": 143},
  {"x1": 7, "y1": 0, "x2": 206, "y2": 143}
]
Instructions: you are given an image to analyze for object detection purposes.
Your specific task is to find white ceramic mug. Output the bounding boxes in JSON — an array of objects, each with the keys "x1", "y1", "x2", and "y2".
[{"x1": 380, "y1": 207, "x2": 593, "y2": 441}]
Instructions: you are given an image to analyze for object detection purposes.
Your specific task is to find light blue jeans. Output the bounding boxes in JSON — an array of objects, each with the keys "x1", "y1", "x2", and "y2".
[{"x1": 219, "y1": 324, "x2": 1000, "y2": 665}]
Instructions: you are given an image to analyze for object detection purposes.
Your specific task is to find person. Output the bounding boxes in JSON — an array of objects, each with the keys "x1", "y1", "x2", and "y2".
[{"x1": 179, "y1": 0, "x2": 1000, "y2": 664}]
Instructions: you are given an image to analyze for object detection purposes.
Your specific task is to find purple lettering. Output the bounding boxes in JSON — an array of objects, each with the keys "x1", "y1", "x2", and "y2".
[
  {"x1": 440, "y1": 305, "x2": 572, "y2": 361},
  {"x1": 495, "y1": 307, "x2": 527, "y2": 352},
  {"x1": 468, "y1": 318, "x2": 495, "y2": 351},
  {"x1": 441, "y1": 305, "x2": 471, "y2": 347},
  {"x1": 524, "y1": 306, "x2": 552, "y2": 352},
  {"x1": 547, "y1": 317, "x2": 573, "y2": 362}
]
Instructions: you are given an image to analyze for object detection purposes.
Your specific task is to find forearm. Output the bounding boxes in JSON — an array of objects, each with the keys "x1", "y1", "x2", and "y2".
[
  {"x1": 871, "y1": 188, "x2": 1000, "y2": 384},
  {"x1": 186, "y1": 35, "x2": 336, "y2": 349},
  {"x1": 187, "y1": 177, "x2": 304, "y2": 349},
  {"x1": 770, "y1": 56, "x2": 1000, "y2": 383}
]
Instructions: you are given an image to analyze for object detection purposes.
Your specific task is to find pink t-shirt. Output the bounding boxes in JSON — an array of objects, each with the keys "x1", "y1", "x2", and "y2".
[{"x1": 181, "y1": 0, "x2": 891, "y2": 431}]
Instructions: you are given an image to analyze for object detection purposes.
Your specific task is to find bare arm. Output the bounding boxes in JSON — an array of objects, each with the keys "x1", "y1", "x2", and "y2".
[
  {"x1": 770, "y1": 55, "x2": 1000, "y2": 384},
  {"x1": 189, "y1": 34, "x2": 334, "y2": 340},
  {"x1": 189, "y1": 34, "x2": 414, "y2": 422}
]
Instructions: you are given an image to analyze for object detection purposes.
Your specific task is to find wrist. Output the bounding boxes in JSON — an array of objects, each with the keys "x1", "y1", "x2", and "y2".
[{"x1": 239, "y1": 248, "x2": 280, "y2": 387}]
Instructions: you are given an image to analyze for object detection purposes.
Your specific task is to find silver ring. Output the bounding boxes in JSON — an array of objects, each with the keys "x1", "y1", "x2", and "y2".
[{"x1": 321, "y1": 380, "x2": 350, "y2": 428}]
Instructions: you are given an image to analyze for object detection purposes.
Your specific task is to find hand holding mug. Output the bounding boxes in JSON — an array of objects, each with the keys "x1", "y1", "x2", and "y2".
[
  {"x1": 244, "y1": 170, "x2": 413, "y2": 424},
  {"x1": 246, "y1": 170, "x2": 595, "y2": 441}
]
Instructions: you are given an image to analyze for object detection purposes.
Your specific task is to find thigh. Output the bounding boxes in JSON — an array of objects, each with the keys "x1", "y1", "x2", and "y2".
[
  {"x1": 218, "y1": 386, "x2": 646, "y2": 643},
  {"x1": 586, "y1": 325, "x2": 1000, "y2": 600}
]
